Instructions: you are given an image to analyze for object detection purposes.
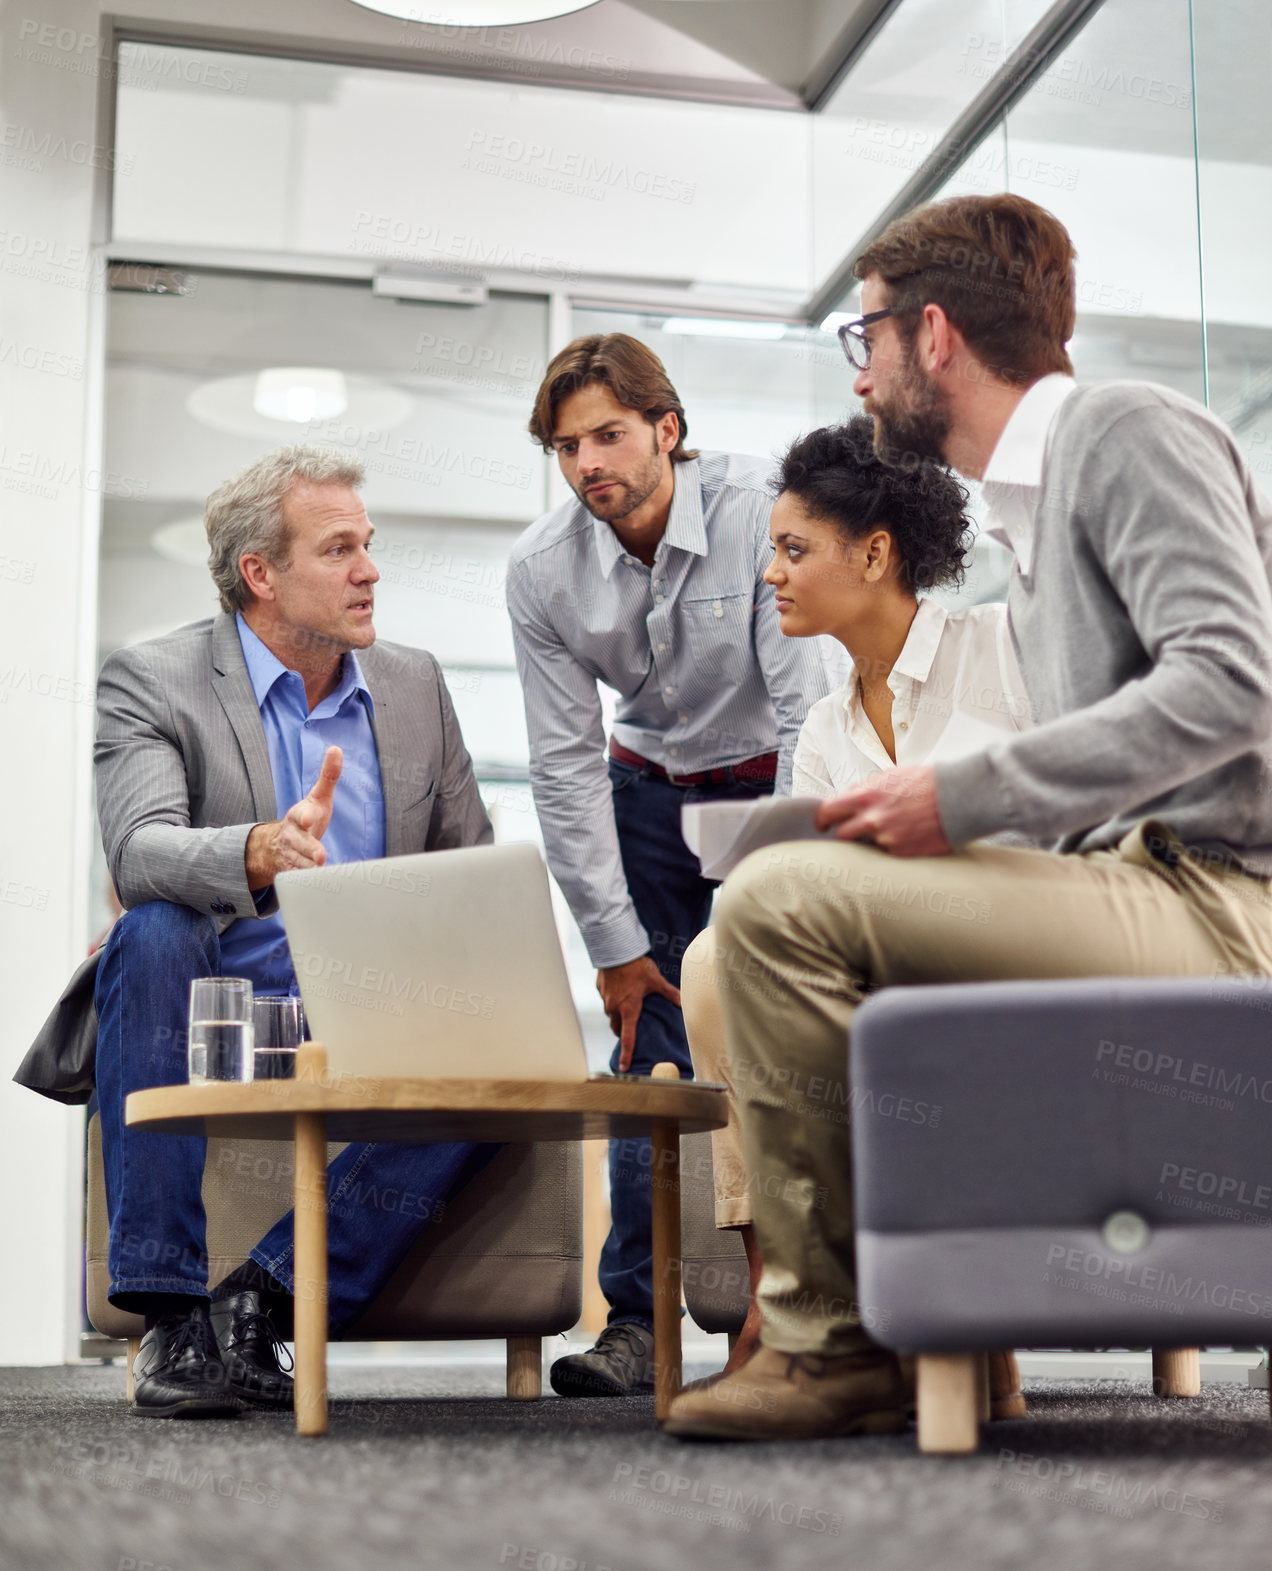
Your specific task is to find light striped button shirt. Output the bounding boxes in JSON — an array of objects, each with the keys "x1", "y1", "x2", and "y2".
[{"x1": 507, "y1": 451, "x2": 828, "y2": 968}]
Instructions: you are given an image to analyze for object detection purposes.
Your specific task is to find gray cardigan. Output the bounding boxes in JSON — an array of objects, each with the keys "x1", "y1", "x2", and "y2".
[{"x1": 936, "y1": 381, "x2": 1272, "y2": 872}]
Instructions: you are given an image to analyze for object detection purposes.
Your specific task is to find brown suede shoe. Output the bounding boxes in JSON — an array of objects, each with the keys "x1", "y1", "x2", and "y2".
[
  {"x1": 678, "y1": 1372, "x2": 726, "y2": 1398},
  {"x1": 989, "y1": 1351, "x2": 1026, "y2": 1420},
  {"x1": 662, "y1": 1345, "x2": 909, "y2": 1441}
]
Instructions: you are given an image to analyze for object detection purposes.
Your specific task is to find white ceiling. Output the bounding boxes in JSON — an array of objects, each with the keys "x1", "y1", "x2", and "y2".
[{"x1": 118, "y1": 0, "x2": 891, "y2": 108}]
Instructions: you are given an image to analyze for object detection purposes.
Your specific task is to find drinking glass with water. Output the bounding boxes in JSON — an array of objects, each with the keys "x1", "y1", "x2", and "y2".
[
  {"x1": 188, "y1": 977, "x2": 253, "y2": 1083},
  {"x1": 252, "y1": 996, "x2": 306, "y2": 1079}
]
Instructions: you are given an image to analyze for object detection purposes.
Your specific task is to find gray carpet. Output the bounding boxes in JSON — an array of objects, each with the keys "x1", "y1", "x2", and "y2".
[{"x1": 3, "y1": 1363, "x2": 1271, "y2": 1571}]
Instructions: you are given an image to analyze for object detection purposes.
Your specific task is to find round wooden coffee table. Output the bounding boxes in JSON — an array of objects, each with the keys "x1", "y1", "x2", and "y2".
[{"x1": 127, "y1": 1049, "x2": 726, "y2": 1434}]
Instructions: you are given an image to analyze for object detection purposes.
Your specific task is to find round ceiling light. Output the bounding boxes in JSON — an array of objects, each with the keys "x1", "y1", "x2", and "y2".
[
  {"x1": 151, "y1": 517, "x2": 209, "y2": 569},
  {"x1": 187, "y1": 372, "x2": 413, "y2": 441},
  {"x1": 254, "y1": 367, "x2": 349, "y2": 423},
  {"x1": 346, "y1": 0, "x2": 598, "y2": 24}
]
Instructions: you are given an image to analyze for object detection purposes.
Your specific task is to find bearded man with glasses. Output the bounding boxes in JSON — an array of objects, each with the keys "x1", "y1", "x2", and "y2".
[{"x1": 666, "y1": 192, "x2": 1272, "y2": 1442}]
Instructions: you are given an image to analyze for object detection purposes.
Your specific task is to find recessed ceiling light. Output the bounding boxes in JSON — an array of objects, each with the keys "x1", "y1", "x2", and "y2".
[
  {"x1": 346, "y1": 0, "x2": 597, "y2": 25},
  {"x1": 187, "y1": 373, "x2": 412, "y2": 440},
  {"x1": 254, "y1": 368, "x2": 349, "y2": 423},
  {"x1": 151, "y1": 517, "x2": 209, "y2": 568},
  {"x1": 661, "y1": 317, "x2": 787, "y2": 341}
]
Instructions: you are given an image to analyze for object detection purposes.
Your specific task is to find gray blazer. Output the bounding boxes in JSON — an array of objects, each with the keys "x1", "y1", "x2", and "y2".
[{"x1": 15, "y1": 614, "x2": 493, "y2": 1102}]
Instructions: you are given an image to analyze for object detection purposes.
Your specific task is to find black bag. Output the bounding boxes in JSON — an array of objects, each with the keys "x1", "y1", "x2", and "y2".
[{"x1": 12, "y1": 951, "x2": 101, "y2": 1105}]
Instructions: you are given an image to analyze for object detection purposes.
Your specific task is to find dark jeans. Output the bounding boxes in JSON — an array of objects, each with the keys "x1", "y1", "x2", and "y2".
[
  {"x1": 94, "y1": 900, "x2": 495, "y2": 1335},
  {"x1": 600, "y1": 758, "x2": 772, "y2": 1330}
]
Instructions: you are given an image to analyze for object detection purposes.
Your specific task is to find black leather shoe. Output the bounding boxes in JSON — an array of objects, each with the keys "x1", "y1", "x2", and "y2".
[
  {"x1": 131, "y1": 1307, "x2": 241, "y2": 1418},
  {"x1": 550, "y1": 1324, "x2": 654, "y2": 1397},
  {"x1": 210, "y1": 1289, "x2": 295, "y2": 1411}
]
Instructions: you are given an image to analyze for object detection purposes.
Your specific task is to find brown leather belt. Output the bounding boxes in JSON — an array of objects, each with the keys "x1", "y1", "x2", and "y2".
[{"x1": 609, "y1": 739, "x2": 777, "y2": 788}]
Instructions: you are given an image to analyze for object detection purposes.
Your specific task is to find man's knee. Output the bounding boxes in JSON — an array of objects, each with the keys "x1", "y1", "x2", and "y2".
[
  {"x1": 118, "y1": 900, "x2": 218, "y2": 965},
  {"x1": 716, "y1": 841, "x2": 876, "y2": 948},
  {"x1": 715, "y1": 848, "x2": 792, "y2": 946}
]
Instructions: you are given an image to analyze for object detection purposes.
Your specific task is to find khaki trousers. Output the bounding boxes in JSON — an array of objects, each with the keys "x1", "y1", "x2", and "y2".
[
  {"x1": 713, "y1": 823, "x2": 1272, "y2": 1356},
  {"x1": 683, "y1": 925, "x2": 752, "y2": 1229}
]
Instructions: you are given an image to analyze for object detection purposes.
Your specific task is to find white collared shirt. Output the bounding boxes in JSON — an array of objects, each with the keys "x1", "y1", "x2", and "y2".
[
  {"x1": 980, "y1": 373, "x2": 1077, "y2": 574},
  {"x1": 792, "y1": 599, "x2": 1032, "y2": 797}
]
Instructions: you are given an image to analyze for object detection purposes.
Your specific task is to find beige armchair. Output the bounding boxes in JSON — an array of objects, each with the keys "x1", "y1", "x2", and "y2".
[
  {"x1": 85, "y1": 1114, "x2": 583, "y2": 1400},
  {"x1": 679, "y1": 1129, "x2": 748, "y2": 1338}
]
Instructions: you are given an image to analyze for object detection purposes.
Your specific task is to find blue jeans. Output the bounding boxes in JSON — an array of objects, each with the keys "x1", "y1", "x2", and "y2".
[
  {"x1": 94, "y1": 901, "x2": 495, "y2": 1335},
  {"x1": 600, "y1": 758, "x2": 772, "y2": 1329}
]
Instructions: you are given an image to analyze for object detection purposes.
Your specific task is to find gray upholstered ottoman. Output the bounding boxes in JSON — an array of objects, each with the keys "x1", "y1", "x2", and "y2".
[{"x1": 851, "y1": 977, "x2": 1272, "y2": 1452}]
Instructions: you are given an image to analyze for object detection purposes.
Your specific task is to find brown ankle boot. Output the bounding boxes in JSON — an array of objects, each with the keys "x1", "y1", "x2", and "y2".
[
  {"x1": 989, "y1": 1351, "x2": 1026, "y2": 1420},
  {"x1": 664, "y1": 1345, "x2": 909, "y2": 1441}
]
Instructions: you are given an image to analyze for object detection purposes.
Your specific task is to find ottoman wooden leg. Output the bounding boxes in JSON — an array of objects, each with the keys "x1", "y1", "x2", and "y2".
[
  {"x1": 917, "y1": 1354, "x2": 980, "y2": 1454},
  {"x1": 506, "y1": 1337, "x2": 542, "y2": 1400},
  {"x1": 1152, "y1": 1347, "x2": 1201, "y2": 1398},
  {"x1": 125, "y1": 1337, "x2": 141, "y2": 1403},
  {"x1": 976, "y1": 1354, "x2": 990, "y2": 1423}
]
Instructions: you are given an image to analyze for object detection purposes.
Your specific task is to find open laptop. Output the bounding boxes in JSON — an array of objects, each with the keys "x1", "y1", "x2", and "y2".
[{"x1": 276, "y1": 842, "x2": 591, "y2": 1083}]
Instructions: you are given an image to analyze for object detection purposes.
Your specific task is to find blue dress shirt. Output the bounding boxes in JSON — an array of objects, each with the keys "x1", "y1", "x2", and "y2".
[{"x1": 218, "y1": 614, "x2": 387, "y2": 994}]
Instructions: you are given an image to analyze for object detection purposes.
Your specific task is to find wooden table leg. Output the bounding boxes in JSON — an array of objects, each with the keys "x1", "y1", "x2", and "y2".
[
  {"x1": 293, "y1": 1108, "x2": 329, "y2": 1436},
  {"x1": 650, "y1": 1062, "x2": 682, "y2": 1421}
]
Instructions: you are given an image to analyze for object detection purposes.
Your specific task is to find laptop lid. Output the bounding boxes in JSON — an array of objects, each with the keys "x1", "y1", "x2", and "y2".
[{"x1": 276, "y1": 842, "x2": 589, "y2": 1083}]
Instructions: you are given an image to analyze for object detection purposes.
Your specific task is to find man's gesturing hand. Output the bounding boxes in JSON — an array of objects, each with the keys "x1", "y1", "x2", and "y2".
[
  {"x1": 597, "y1": 955, "x2": 682, "y2": 1073},
  {"x1": 245, "y1": 745, "x2": 344, "y2": 890},
  {"x1": 814, "y1": 765, "x2": 953, "y2": 858}
]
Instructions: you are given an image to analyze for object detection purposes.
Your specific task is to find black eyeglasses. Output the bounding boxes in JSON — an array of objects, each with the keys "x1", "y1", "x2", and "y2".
[{"x1": 837, "y1": 307, "x2": 895, "y2": 371}]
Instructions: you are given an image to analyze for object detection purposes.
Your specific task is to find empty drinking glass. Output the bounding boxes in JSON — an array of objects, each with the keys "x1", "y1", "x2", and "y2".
[
  {"x1": 188, "y1": 977, "x2": 253, "y2": 1083},
  {"x1": 252, "y1": 995, "x2": 306, "y2": 1080}
]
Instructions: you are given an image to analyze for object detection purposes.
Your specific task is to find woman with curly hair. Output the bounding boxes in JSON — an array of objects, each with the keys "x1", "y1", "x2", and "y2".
[
  {"x1": 771, "y1": 414, "x2": 1026, "y2": 792},
  {"x1": 681, "y1": 413, "x2": 1031, "y2": 1411}
]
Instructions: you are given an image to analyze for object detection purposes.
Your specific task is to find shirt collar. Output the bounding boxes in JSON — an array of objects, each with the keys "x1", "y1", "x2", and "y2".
[
  {"x1": 663, "y1": 459, "x2": 707, "y2": 556},
  {"x1": 841, "y1": 598, "x2": 949, "y2": 721},
  {"x1": 592, "y1": 512, "x2": 626, "y2": 578},
  {"x1": 981, "y1": 373, "x2": 1076, "y2": 492},
  {"x1": 591, "y1": 458, "x2": 707, "y2": 578},
  {"x1": 980, "y1": 374, "x2": 1076, "y2": 574},
  {"x1": 889, "y1": 598, "x2": 948, "y2": 686},
  {"x1": 235, "y1": 612, "x2": 372, "y2": 715}
]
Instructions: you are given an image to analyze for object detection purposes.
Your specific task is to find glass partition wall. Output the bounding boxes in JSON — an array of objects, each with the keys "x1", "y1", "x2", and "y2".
[
  {"x1": 1193, "y1": 0, "x2": 1272, "y2": 487},
  {"x1": 821, "y1": 0, "x2": 1268, "y2": 439},
  {"x1": 817, "y1": 0, "x2": 1216, "y2": 601}
]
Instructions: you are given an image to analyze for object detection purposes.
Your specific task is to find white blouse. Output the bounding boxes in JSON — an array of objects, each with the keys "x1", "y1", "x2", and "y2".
[{"x1": 792, "y1": 599, "x2": 1032, "y2": 798}]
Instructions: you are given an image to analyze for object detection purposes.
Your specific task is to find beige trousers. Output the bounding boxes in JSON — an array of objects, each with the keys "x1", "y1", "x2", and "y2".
[
  {"x1": 682, "y1": 925, "x2": 751, "y2": 1229},
  {"x1": 713, "y1": 822, "x2": 1272, "y2": 1357}
]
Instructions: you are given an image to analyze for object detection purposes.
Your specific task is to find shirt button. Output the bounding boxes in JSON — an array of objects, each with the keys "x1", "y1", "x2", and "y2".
[
  {"x1": 679, "y1": 714, "x2": 688, "y2": 724},
  {"x1": 655, "y1": 595, "x2": 664, "y2": 603},
  {"x1": 899, "y1": 721, "x2": 909, "y2": 730},
  {"x1": 664, "y1": 684, "x2": 675, "y2": 694},
  {"x1": 658, "y1": 642, "x2": 666, "y2": 651}
]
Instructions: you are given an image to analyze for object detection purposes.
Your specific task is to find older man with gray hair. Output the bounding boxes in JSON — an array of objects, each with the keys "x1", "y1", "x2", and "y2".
[{"x1": 21, "y1": 445, "x2": 492, "y2": 1417}]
